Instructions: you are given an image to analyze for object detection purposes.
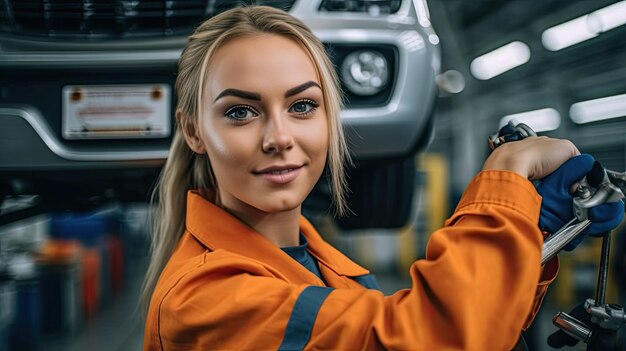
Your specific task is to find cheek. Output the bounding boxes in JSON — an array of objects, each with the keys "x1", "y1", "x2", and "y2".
[
  {"x1": 301, "y1": 118, "x2": 329, "y2": 165},
  {"x1": 200, "y1": 120, "x2": 256, "y2": 174},
  {"x1": 201, "y1": 119, "x2": 231, "y2": 157}
]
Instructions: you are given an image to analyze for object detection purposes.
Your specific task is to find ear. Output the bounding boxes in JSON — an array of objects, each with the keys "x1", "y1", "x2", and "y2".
[{"x1": 177, "y1": 109, "x2": 206, "y2": 154}]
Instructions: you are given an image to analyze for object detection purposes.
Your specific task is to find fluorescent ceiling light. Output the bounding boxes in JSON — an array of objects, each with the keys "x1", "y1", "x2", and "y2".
[
  {"x1": 542, "y1": 16, "x2": 598, "y2": 51},
  {"x1": 542, "y1": 0, "x2": 626, "y2": 51},
  {"x1": 500, "y1": 108, "x2": 561, "y2": 132},
  {"x1": 470, "y1": 41, "x2": 530, "y2": 80},
  {"x1": 589, "y1": 1, "x2": 626, "y2": 32},
  {"x1": 570, "y1": 93, "x2": 626, "y2": 124}
]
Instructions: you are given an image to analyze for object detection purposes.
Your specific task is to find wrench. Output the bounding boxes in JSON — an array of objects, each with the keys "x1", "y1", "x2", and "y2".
[
  {"x1": 490, "y1": 123, "x2": 626, "y2": 349},
  {"x1": 541, "y1": 169, "x2": 624, "y2": 264},
  {"x1": 488, "y1": 122, "x2": 625, "y2": 263}
]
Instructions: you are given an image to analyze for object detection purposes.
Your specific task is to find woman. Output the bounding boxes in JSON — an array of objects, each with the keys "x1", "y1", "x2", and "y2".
[{"x1": 142, "y1": 6, "x2": 623, "y2": 350}]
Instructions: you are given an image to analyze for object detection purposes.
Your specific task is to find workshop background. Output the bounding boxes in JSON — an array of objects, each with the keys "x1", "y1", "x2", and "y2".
[{"x1": 1, "y1": 1, "x2": 626, "y2": 350}]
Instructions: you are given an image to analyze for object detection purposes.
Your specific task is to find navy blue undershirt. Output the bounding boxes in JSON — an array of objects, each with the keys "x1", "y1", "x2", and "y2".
[
  {"x1": 281, "y1": 234, "x2": 382, "y2": 291},
  {"x1": 281, "y1": 234, "x2": 323, "y2": 281}
]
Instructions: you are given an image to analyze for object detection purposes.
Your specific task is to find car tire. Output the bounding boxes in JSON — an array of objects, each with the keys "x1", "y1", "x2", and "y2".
[
  {"x1": 335, "y1": 106, "x2": 434, "y2": 231},
  {"x1": 337, "y1": 154, "x2": 416, "y2": 230}
]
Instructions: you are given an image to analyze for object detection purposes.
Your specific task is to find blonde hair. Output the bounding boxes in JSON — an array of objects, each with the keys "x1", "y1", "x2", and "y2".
[{"x1": 142, "y1": 5, "x2": 351, "y2": 306}]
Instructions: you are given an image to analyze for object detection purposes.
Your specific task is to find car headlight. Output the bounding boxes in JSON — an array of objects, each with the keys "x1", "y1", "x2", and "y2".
[
  {"x1": 341, "y1": 50, "x2": 390, "y2": 96},
  {"x1": 319, "y1": 0, "x2": 402, "y2": 15}
]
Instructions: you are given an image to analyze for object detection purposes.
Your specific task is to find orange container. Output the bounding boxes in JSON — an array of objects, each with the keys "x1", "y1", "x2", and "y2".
[
  {"x1": 80, "y1": 248, "x2": 100, "y2": 319},
  {"x1": 108, "y1": 236, "x2": 124, "y2": 297},
  {"x1": 36, "y1": 239, "x2": 83, "y2": 334}
]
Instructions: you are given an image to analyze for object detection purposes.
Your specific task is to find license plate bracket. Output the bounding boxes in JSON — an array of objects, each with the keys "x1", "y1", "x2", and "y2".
[{"x1": 62, "y1": 84, "x2": 171, "y2": 140}]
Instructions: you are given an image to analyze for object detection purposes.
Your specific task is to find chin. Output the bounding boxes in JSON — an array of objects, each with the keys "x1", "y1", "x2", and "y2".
[{"x1": 257, "y1": 196, "x2": 303, "y2": 214}]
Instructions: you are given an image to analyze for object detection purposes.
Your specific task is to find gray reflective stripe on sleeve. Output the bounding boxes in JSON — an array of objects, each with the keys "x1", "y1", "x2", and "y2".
[
  {"x1": 352, "y1": 274, "x2": 381, "y2": 291},
  {"x1": 278, "y1": 286, "x2": 334, "y2": 351}
]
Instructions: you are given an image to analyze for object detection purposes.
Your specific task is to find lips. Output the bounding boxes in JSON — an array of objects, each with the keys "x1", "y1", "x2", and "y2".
[
  {"x1": 253, "y1": 165, "x2": 303, "y2": 185},
  {"x1": 264, "y1": 168, "x2": 296, "y2": 175},
  {"x1": 254, "y1": 164, "x2": 303, "y2": 174}
]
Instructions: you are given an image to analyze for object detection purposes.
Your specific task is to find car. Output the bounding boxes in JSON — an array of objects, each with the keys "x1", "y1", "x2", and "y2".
[{"x1": 0, "y1": 0, "x2": 440, "y2": 229}]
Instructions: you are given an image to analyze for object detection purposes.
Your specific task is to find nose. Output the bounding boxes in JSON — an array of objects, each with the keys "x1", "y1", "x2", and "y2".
[{"x1": 262, "y1": 113, "x2": 294, "y2": 154}]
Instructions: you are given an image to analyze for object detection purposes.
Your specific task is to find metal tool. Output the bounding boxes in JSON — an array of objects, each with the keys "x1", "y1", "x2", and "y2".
[
  {"x1": 553, "y1": 310, "x2": 592, "y2": 343},
  {"x1": 489, "y1": 122, "x2": 626, "y2": 350},
  {"x1": 606, "y1": 169, "x2": 626, "y2": 198},
  {"x1": 541, "y1": 219, "x2": 590, "y2": 264},
  {"x1": 489, "y1": 122, "x2": 625, "y2": 263},
  {"x1": 550, "y1": 231, "x2": 626, "y2": 350},
  {"x1": 488, "y1": 122, "x2": 536, "y2": 150},
  {"x1": 541, "y1": 168, "x2": 624, "y2": 264}
]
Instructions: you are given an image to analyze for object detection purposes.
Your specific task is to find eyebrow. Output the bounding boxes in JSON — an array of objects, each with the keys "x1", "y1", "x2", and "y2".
[
  {"x1": 284, "y1": 81, "x2": 321, "y2": 98},
  {"x1": 213, "y1": 81, "x2": 322, "y2": 103},
  {"x1": 213, "y1": 89, "x2": 261, "y2": 102}
]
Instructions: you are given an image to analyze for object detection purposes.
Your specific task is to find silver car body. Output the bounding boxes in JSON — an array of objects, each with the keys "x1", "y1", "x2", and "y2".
[{"x1": 0, "y1": 0, "x2": 439, "y2": 170}]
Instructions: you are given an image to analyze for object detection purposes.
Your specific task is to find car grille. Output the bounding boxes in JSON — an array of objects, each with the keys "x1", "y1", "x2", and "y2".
[{"x1": 0, "y1": 0, "x2": 297, "y2": 39}]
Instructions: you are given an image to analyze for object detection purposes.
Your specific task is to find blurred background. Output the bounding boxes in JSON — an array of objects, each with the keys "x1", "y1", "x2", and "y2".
[{"x1": 1, "y1": 0, "x2": 625, "y2": 350}]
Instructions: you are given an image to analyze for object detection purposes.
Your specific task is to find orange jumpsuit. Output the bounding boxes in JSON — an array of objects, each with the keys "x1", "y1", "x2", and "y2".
[{"x1": 144, "y1": 170, "x2": 558, "y2": 350}]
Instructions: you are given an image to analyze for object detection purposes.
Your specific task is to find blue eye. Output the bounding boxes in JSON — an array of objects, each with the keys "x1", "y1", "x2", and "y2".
[
  {"x1": 224, "y1": 105, "x2": 258, "y2": 121},
  {"x1": 289, "y1": 99, "x2": 318, "y2": 116}
]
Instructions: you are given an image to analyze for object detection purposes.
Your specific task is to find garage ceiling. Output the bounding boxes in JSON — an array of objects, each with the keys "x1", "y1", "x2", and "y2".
[
  {"x1": 428, "y1": 0, "x2": 626, "y2": 183},
  {"x1": 435, "y1": 0, "x2": 626, "y2": 93}
]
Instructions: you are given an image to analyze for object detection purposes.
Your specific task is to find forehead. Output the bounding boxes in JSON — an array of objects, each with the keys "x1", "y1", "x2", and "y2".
[{"x1": 205, "y1": 34, "x2": 321, "y2": 98}]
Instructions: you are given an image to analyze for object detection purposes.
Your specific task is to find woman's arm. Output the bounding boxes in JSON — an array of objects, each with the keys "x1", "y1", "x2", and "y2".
[
  {"x1": 149, "y1": 171, "x2": 545, "y2": 350},
  {"x1": 148, "y1": 137, "x2": 579, "y2": 351},
  {"x1": 310, "y1": 170, "x2": 544, "y2": 350}
]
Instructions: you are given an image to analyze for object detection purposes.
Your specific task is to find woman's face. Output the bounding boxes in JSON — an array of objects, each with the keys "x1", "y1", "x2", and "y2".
[{"x1": 195, "y1": 34, "x2": 329, "y2": 217}]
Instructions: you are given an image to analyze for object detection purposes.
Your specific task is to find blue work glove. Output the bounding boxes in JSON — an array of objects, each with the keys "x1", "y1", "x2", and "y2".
[{"x1": 537, "y1": 154, "x2": 625, "y2": 251}]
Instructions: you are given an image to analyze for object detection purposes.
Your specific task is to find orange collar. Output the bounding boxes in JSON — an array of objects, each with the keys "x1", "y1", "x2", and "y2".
[{"x1": 185, "y1": 190, "x2": 369, "y2": 282}]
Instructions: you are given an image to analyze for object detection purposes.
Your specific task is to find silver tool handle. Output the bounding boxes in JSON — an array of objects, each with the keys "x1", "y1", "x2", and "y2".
[
  {"x1": 541, "y1": 219, "x2": 591, "y2": 265},
  {"x1": 553, "y1": 311, "x2": 592, "y2": 342}
]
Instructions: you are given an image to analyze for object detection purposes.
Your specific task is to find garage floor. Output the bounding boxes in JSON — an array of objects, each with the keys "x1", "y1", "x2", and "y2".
[{"x1": 46, "y1": 260, "x2": 146, "y2": 351}]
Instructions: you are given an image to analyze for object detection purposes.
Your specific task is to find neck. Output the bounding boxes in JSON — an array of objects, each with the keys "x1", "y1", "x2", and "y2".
[{"x1": 223, "y1": 204, "x2": 302, "y2": 247}]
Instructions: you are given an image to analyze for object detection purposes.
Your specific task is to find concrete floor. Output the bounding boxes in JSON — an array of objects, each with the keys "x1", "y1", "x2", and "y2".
[{"x1": 46, "y1": 261, "x2": 145, "y2": 351}]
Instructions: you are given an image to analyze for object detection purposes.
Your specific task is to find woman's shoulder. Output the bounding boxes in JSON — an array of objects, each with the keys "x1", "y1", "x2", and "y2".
[
  {"x1": 156, "y1": 231, "x2": 278, "y2": 292},
  {"x1": 145, "y1": 232, "x2": 296, "y2": 349}
]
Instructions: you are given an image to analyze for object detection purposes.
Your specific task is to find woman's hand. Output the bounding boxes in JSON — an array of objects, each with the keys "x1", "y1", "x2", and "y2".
[
  {"x1": 482, "y1": 136, "x2": 579, "y2": 180},
  {"x1": 537, "y1": 154, "x2": 625, "y2": 250}
]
